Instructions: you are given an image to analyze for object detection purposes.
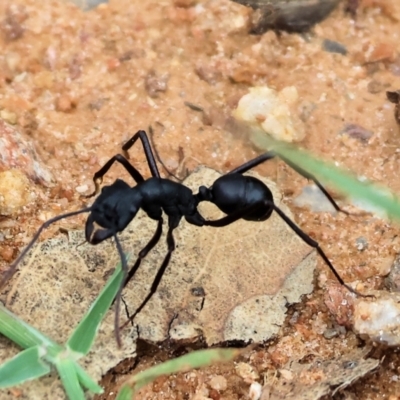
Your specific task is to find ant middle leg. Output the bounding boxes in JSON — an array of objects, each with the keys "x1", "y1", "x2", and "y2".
[
  {"x1": 122, "y1": 215, "x2": 180, "y2": 327},
  {"x1": 229, "y1": 152, "x2": 348, "y2": 215},
  {"x1": 124, "y1": 218, "x2": 164, "y2": 288}
]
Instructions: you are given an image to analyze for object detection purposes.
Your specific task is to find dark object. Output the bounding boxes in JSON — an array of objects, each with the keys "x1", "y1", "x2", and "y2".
[
  {"x1": 384, "y1": 254, "x2": 400, "y2": 292},
  {"x1": 345, "y1": 0, "x2": 359, "y2": 17},
  {"x1": 340, "y1": 123, "x2": 374, "y2": 143},
  {"x1": 231, "y1": 0, "x2": 340, "y2": 34},
  {"x1": 0, "y1": 130, "x2": 359, "y2": 346},
  {"x1": 322, "y1": 39, "x2": 347, "y2": 55},
  {"x1": 386, "y1": 90, "x2": 400, "y2": 125}
]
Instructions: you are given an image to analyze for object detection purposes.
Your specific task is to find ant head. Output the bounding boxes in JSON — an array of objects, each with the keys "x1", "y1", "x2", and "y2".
[{"x1": 85, "y1": 179, "x2": 141, "y2": 244}]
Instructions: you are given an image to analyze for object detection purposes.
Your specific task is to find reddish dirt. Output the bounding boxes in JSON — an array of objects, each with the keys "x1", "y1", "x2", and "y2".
[{"x1": 1, "y1": 0, "x2": 400, "y2": 399}]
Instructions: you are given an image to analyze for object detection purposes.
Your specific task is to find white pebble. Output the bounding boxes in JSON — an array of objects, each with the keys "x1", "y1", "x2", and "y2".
[{"x1": 249, "y1": 382, "x2": 262, "y2": 400}]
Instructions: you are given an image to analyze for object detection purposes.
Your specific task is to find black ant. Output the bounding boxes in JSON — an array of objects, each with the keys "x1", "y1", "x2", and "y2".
[{"x1": 0, "y1": 130, "x2": 359, "y2": 346}]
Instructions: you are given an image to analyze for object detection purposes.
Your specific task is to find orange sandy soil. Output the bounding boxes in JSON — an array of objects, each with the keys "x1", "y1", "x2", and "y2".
[{"x1": 1, "y1": 0, "x2": 400, "y2": 399}]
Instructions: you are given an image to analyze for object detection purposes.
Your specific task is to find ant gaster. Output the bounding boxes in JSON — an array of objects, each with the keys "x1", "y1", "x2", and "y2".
[{"x1": 0, "y1": 130, "x2": 359, "y2": 347}]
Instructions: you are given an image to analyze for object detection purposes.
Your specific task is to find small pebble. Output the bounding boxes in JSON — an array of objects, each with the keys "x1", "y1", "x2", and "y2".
[
  {"x1": 322, "y1": 39, "x2": 347, "y2": 55},
  {"x1": 249, "y1": 382, "x2": 262, "y2": 400},
  {"x1": 233, "y1": 85, "x2": 305, "y2": 143},
  {"x1": 323, "y1": 327, "x2": 340, "y2": 339},
  {"x1": 0, "y1": 109, "x2": 17, "y2": 124},
  {"x1": 340, "y1": 123, "x2": 374, "y2": 143},
  {"x1": 0, "y1": 119, "x2": 53, "y2": 185},
  {"x1": 235, "y1": 362, "x2": 259, "y2": 384},
  {"x1": 354, "y1": 291, "x2": 400, "y2": 346},
  {"x1": 293, "y1": 184, "x2": 337, "y2": 213},
  {"x1": 355, "y1": 237, "x2": 368, "y2": 251},
  {"x1": 145, "y1": 70, "x2": 169, "y2": 98},
  {"x1": 384, "y1": 255, "x2": 400, "y2": 292},
  {"x1": 75, "y1": 184, "x2": 88, "y2": 194},
  {"x1": 0, "y1": 169, "x2": 35, "y2": 216},
  {"x1": 232, "y1": 0, "x2": 340, "y2": 33},
  {"x1": 209, "y1": 375, "x2": 227, "y2": 391}
]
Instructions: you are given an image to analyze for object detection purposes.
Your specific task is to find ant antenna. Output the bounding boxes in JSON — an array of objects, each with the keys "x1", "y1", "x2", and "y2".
[{"x1": 0, "y1": 207, "x2": 92, "y2": 290}]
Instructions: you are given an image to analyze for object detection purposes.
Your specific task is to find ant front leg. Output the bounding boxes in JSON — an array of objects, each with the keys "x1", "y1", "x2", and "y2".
[
  {"x1": 85, "y1": 154, "x2": 145, "y2": 198},
  {"x1": 85, "y1": 130, "x2": 161, "y2": 198},
  {"x1": 122, "y1": 130, "x2": 161, "y2": 178}
]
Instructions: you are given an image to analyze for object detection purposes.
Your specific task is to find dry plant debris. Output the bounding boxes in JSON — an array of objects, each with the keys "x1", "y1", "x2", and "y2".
[{"x1": 261, "y1": 347, "x2": 379, "y2": 400}]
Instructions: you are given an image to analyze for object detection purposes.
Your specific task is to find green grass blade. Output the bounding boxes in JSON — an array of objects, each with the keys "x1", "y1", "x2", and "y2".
[
  {"x1": 56, "y1": 358, "x2": 85, "y2": 400},
  {"x1": 115, "y1": 385, "x2": 133, "y2": 400},
  {"x1": 0, "y1": 304, "x2": 61, "y2": 354},
  {"x1": 253, "y1": 133, "x2": 400, "y2": 220},
  {"x1": 122, "y1": 348, "x2": 239, "y2": 397},
  {"x1": 0, "y1": 346, "x2": 51, "y2": 388},
  {"x1": 74, "y1": 362, "x2": 103, "y2": 394},
  {"x1": 67, "y1": 258, "x2": 126, "y2": 355}
]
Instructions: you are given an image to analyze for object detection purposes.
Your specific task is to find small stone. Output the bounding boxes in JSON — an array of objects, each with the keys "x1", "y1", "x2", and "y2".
[
  {"x1": 0, "y1": 245, "x2": 14, "y2": 262},
  {"x1": 0, "y1": 169, "x2": 35, "y2": 215},
  {"x1": 384, "y1": 255, "x2": 400, "y2": 292},
  {"x1": 75, "y1": 184, "x2": 89, "y2": 194},
  {"x1": 355, "y1": 237, "x2": 368, "y2": 251},
  {"x1": 322, "y1": 39, "x2": 347, "y2": 55},
  {"x1": 235, "y1": 362, "x2": 259, "y2": 384},
  {"x1": 208, "y1": 375, "x2": 227, "y2": 391},
  {"x1": 354, "y1": 291, "x2": 400, "y2": 346},
  {"x1": 0, "y1": 109, "x2": 17, "y2": 124},
  {"x1": 294, "y1": 184, "x2": 338, "y2": 213},
  {"x1": 279, "y1": 369, "x2": 293, "y2": 380},
  {"x1": 340, "y1": 123, "x2": 374, "y2": 143},
  {"x1": 0, "y1": 119, "x2": 53, "y2": 185},
  {"x1": 249, "y1": 382, "x2": 262, "y2": 400},
  {"x1": 145, "y1": 70, "x2": 169, "y2": 98},
  {"x1": 56, "y1": 95, "x2": 75, "y2": 112},
  {"x1": 233, "y1": 86, "x2": 305, "y2": 143},
  {"x1": 323, "y1": 327, "x2": 340, "y2": 339}
]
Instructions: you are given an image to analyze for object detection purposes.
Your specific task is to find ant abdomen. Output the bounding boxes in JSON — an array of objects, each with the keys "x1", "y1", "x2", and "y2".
[{"x1": 206, "y1": 174, "x2": 274, "y2": 222}]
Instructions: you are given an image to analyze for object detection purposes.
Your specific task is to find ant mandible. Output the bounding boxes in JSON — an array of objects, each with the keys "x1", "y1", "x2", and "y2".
[{"x1": 0, "y1": 130, "x2": 358, "y2": 346}]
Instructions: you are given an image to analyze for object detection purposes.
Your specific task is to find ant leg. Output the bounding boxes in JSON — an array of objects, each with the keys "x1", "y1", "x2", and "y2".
[
  {"x1": 122, "y1": 130, "x2": 161, "y2": 178},
  {"x1": 228, "y1": 152, "x2": 277, "y2": 175},
  {"x1": 124, "y1": 218, "x2": 163, "y2": 288},
  {"x1": 86, "y1": 130, "x2": 161, "y2": 198},
  {"x1": 228, "y1": 152, "x2": 347, "y2": 214},
  {"x1": 113, "y1": 234, "x2": 128, "y2": 348},
  {"x1": 123, "y1": 215, "x2": 180, "y2": 326},
  {"x1": 85, "y1": 154, "x2": 145, "y2": 198},
  {"x1": 202, "y1": 202, "x2": 362, "y2": 296},
  {"x1": 271, "y1": 203, "x2": 366, "y2": 296}
]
